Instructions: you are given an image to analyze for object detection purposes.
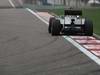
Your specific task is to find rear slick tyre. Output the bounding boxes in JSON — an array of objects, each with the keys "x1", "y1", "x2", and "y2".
[
  {"x1": 84, "y1": 19, "x2": 93, "y2": 36},
  {"x1": 48, "y1": 17, "x2": 55, "y2": 33},
  {"x1": 51, "y1": 20, "x2": 61, "y2": 36}
]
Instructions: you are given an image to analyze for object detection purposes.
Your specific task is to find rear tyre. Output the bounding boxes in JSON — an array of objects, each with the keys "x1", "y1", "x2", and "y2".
[
  {"x1": 48, "y1": 17, "x2": 55, "y2": 33},
  {"x1": 51, "y1": 20, "x2": 62, "y2": 36},
  {"x1": 84, "y1": 19, "x2": 93, "y2": 36}
]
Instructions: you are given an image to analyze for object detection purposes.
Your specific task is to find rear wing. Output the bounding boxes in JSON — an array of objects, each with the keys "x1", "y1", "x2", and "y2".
[{"x1": 64, "y1": 9, "x2": 82, "y2": 16}]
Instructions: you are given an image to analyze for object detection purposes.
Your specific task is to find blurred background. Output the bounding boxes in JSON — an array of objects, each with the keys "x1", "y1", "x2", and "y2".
[{"x1": 22, "y1": 0, "x2": 100, "y2": 8}]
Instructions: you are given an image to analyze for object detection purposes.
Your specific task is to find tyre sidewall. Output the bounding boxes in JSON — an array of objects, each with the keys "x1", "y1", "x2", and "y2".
[
  {"x1": 48, "y1": 17, "x2": 55, "y2": 33},
  {"x1": 51, "y1": 20, "x2": 61, "y2": 36},
  {"x1": 84, "y1": 19, "x2": 93, "y2": 36}
]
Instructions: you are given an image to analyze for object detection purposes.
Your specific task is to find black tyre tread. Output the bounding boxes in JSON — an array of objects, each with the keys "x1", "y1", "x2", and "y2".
[
  {"x1": 84, "y1": 19, "x2": 93, "y2": 36},
  {"x1": 48, "y1": 17, "x2": 55, "y2": 33},
  {"x1": 51, "y1": 20, "x2": 61, "y2": 36}
]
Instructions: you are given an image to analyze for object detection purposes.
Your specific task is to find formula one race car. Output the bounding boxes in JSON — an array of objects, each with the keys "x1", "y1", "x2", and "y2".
[{"x1": 48, "y1": 9, "x2": 93, "y2": 36}]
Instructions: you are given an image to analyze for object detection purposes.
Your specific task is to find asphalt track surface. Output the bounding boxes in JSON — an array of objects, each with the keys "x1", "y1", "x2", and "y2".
[
  {"x1": 0, "y1": 0, "x2": 100, "y2": 75},
  {"x1": 0, "y1": 0, "x2": 11, "y2": 8}
]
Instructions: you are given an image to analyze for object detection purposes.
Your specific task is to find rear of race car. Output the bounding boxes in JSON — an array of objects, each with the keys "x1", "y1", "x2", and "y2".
[{"x1": 48, "y1": 9, "x2": 93, "y2": 36}]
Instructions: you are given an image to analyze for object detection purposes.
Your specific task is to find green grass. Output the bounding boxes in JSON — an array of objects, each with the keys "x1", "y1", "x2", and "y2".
[
  {"x1": 50, "y1": 8, "x2": 100, "y2": 35},
  {"x1": 83, "y1": 8, "x2": 100, "y2": 35},
  {"x1": 49, "y1": 8, "x2": 64, "y2": 15}
]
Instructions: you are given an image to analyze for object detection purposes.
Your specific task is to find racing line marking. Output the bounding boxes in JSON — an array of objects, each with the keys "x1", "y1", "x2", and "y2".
[
  {"x1": 26, "y1": 8, "x2": 49, "y2": 25},
  {"x1": 26, "y1": 8, "x2": 100, "y2": 65},
  {"x1": 8, "y1": 0, "x2": 15, "y2": 8},
  {"x1": 63, "y1": 36, "x2": 100, "y2": 65}
]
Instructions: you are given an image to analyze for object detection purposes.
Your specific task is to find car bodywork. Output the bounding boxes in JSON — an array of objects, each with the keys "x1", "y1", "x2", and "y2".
[{"x1": 48, "y1": 9, "x2": 93, "y2": 36}]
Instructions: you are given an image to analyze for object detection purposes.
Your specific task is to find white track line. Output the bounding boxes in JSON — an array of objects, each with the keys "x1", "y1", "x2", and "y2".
[
  {"x1": 26, "y1": 8, "x2": 49, "y2": 25},
  {"x1": 8, "y1": 0, "x2": 15, "y2": 8},
  {"x1": 26, "y1": 8, "x2": 100, "y2": 65},
  {"x1": 63, "y1": 36, "x2": 100, "y2": 65}
]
